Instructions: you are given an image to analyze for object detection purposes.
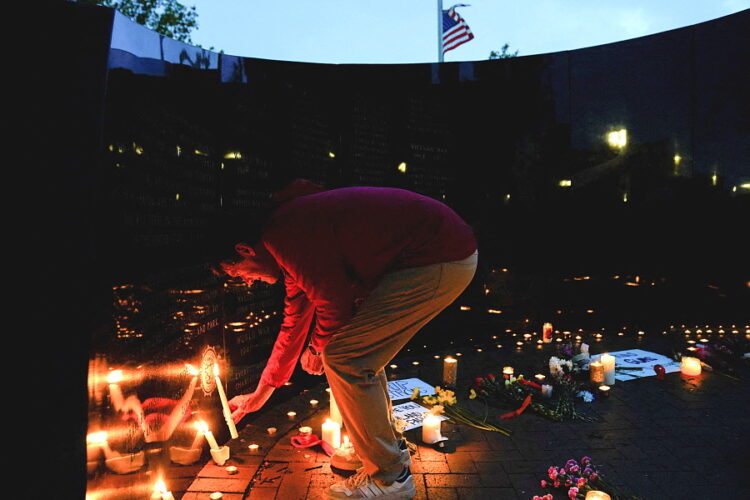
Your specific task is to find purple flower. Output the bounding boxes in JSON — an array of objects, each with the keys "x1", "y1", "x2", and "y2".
[
  {"x1": 581, "y1": 456, "x2": 592, "y2": 465},
  {"x1": 569, "y1": 464, "x2": 580, "y2": 474},
  {"x1": 582, "y1": 466, "x2": 593, "y2": 477},
  {"x1": 566, "y1": 459, "x2": 578, "y2": 469}
]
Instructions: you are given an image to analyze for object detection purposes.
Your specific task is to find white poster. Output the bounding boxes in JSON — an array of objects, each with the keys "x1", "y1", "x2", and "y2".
[
  {"x1": 392, "y1": 401, "x2": 448, "y2": 431},
  {"x1": 387, "y1": 378, "x2": 436, "y2": 401},
  {"x1": 604, "y1": 349, "x2": 681, "y2": 381}
]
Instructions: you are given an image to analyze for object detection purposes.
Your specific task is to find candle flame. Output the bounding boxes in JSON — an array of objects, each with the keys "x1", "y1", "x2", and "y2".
[
  {"x1": 213, "y1": 363, "x2": 220, "y2": 377},
  {"x1": 194, "y1": 420, "x2": 209, "y2": 433},
  {"x1": 186, "y1": 364, "x2": 199, "y2": 376},
  {"x1": 154, "y1": 479, "x2": 167, "y2": 494},
  {"x1": 87, "y1": 431, "x2": 107, "y2": 444},
  {"x1": 107, "y1": 370, "x2": 123, "y2": 384}
]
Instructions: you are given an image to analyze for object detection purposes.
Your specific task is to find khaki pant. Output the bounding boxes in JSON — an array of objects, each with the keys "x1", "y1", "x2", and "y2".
[{"x1": 322, "y1": 251, "x2": 478, "y2": 483}]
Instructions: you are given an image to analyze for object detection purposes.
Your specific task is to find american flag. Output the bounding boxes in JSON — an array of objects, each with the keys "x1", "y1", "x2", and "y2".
[{"x1": 442, "y1": 4, "x2": 474, "y2": 54}]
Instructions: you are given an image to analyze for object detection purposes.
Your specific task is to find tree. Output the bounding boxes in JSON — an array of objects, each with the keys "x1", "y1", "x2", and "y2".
[
  {"x1": 489, "y1": 43, "x2": 519, "y2": 60},
  {"x1": 73, "y1": 0, "x2": 199, "y2": 44}
]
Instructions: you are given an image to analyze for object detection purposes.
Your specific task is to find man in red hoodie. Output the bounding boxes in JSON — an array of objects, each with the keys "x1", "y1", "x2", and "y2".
[{"x1": 221, "y1": 180, "x2": 477, "y2": 499}]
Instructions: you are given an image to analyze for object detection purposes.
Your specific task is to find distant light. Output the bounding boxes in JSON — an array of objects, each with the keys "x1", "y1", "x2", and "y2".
[
  {"x1": 559, "y1": 179, "x2": 572, "y2": 187},
  {"x1": 673, "y1": 154, "x2": 682, "y2": 165},
  {"x1": 176, "y1": 145, "x2": 182, "y2": 156},
  {"x1": 711, "y1": 173, "x2": 718, "y2": 186},
  {"x1": 460, "y1": 306, "x2": 471, "y2": 311},
  {"x1": 487, "y1": 309, "x2": 502, "y2": 314},
  {"x1": 133, "y1": 143, "x2": 144, "y2": 155},
  {"x1": 397, "y1": 162, "x2": 407, "y2": 173},
  {"x1": 740, "y1": 183, "x2": 750, "y2": 189},
  {"x1": 328, "y1": 151, "x2": 336, "y2": 158},
  {"x1": 622, "y1": 192, "x2": 629, "y2": 203},
  {"x1": 504, "y1": 193, "x2": 511, "y2": 201},
  {"x1": 224, "y1": 151, "x2": 242, "y2": 159},
  {"x1": 607, "y1": 128, "x2": 628, "y2": 149},
  {"x1": 175, "y1": 193, "x2": 180, "y2": 201}
]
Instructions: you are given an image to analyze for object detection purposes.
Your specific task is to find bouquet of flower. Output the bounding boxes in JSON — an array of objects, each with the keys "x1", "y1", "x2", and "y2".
[
  {"x1": 471, "y1": 372, "x2": 596, "y2": 422},
  {"x1": 535, "y1": 456, "x2": 640, "y2": 499},
  {"x1": 411, "y1": 386, "x2": 511, "y2": 436},
  {"x1": 672, "y1": 333, "x2": 748, "y2": 381},
  {"x1": 555, "y1": 341, "x2": 591, "y2": 370}
]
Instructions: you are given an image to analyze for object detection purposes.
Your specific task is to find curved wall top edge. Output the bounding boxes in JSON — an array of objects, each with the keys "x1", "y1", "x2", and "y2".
[{"x1": 109, "y1": 7, "x2": 750, "y2": 70}]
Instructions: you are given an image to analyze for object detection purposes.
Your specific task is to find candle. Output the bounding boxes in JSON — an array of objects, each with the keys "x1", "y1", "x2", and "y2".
[
  {"x1": 151, "y1": 479, "x2": 175, "y2": 500},
  {"x1": 598, "y1": 385, "x2": 611, "y2": 397},
  {"x1": 299, "y1": 426, "x2": 312, "y2": 435},
  {"x1": 542, "y1": 322, "x2": 553, "y2": 343},
  {"x1": 442, "y1": 356, "x2": 458, "y2": 386},
  {"x1": 287, "y1": 411, "x2": 297, "y2": 420},
  {"x1": 310, "y1": 399, "x2": 319, "y2": 407},
  {"x1": 226, "y1": 466, "x2": 238, "y2": 475},
  {"x1": 534, "y1": 374, "x2": 546, "y2": 382},
  {"x1": 107, "y1": 370, "x2": 125, "y2": 411},
  {"x1": 191, "y1": 421, "x2": 205, "y2": 449},
  {"x1": 421, "y1": 413, "x2": 443, "y2": 444},
  {"x1": 248, "y1": 444, "x2": 259, "y2": 452},
  {"x1": 196, "y1": 421, "x2": 220, "y2": 450},
  {"x1": 87, "y1": 431, "x2": 118, "y2": 460},
  {"x1": 585, "y1": 491, "x2": 612, "y2": 500},
  {"x1": 680, "y1": 356, "x2": 701, "y2": 376},
  {"x1": 541, "y1": 385, "x2": 553, "y2": 398},
  {"x1": 209, "y1": 493, "x2": 223, "y2": 500},
  {"x1": 267, "y1": 427, "x2": 277, "y2": 436},
  {"x1": 590, "y1": 360, "x2": 604, "y2": 384},
  {"x1": 329, "y1": 389, "x2": 342, "y2": 425},
  {"x1": 213, "y1": 364, "x2": 239, "y2": 439},
  {"x1": 502, "y1": 366, "x2": 514, "y2": 379},
  {"x1": 601, "y1": 353, "x2": 616, "y2": 385},
  {"x1": 321, "y1": 419, "x2": 341, "y2": 449}
]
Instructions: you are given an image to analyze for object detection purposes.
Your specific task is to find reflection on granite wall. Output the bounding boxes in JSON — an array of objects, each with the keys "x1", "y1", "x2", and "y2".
[{"x1": 37, "y1": 3, "x2": 748, "y2": 498}]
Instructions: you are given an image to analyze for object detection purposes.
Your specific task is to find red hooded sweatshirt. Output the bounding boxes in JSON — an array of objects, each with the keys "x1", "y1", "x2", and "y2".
[{"x1": 259, "y1": 182, "x2": 477, "y2": 387}]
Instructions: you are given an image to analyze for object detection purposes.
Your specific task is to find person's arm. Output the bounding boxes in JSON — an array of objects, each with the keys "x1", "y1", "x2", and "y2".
[{"x1": 260, "y1": 275, "x2": 316, "y2": 388}]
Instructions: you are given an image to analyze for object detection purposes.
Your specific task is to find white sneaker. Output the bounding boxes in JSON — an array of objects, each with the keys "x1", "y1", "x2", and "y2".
[{"x1": 326, "y1": 467, "x2": 415, "y2": 499}]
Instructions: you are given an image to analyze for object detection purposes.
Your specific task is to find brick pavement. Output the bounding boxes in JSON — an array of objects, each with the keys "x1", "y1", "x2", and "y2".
[{"x1": 178, "y1": 331, "x2": 750, "y2": 500}]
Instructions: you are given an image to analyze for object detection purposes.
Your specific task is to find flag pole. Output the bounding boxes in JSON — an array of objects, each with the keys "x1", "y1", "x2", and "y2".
[{"x1": 437, "y1": 0, "x2": 444, "y2": 62}]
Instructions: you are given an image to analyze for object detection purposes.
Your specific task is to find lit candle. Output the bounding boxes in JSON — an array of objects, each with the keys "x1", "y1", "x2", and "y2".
[
  {"x1": 590, "y1": 360, "x2": 605, "y2": 384},
  {"x1": 310, "y1": 399, "x2": 319, "y2": 407},
  {"x1": 680, "y1": 356, "x2": 701, "y2": 376},
  {"x1": 542, "y1": 322, "x2": 553, "y2": 343},
  {"x1": 213, "y1": 364, "x2": 239, "y2": 439},
  {"x1": 267, "y1": 427, "x2": 277, "y2": 436},
  {"x1": 585, "y1": 491, "x2": 612, "y2": 500},
  {"x1": 534, "y1": 374, "x2": 546, "y2": 382},
  {"x1": 421, "y1": 413, "x2": 443, "y2": 444},
  {"x1": 299, "y1": 426, "x2": 312, "y2": 435},
  {"x1": 329, "y1": 389, "x2": 342, "y2": 425},
  {"x1": 107, "y1": 370, "x2": 125, "y2": 411},
  {"x1": 248, "y1": 444, "x2": 259, "y2": 452},
  {"x1": 196, "y1": 420, "x2": 220, "y2": 450},
  {"x1": 86, "y1": 431, "x2": 118, "y2": 460},
  {"x1": 443, "y1": 356, "x2": 458, "y2": 386},
  {"x1": 321, "y1": 419, "x2": 341, "y2": 449},
  {"x1": 287, "y1": 411, "x2": 297, "y2": 420},
  {"x1": 151, "y1": 479, "x2": 175, "y2": 500},
  {"x1": 541, "y1": 385, "x2": 553, "y2": 398},
  {"x1": 502, "y1": 366, "x2": 514, "y2": 379},
  {"x1": 601, "y1": 353, "x2": 616, "y2": 385},
  {"x1": 209, "y1": 493, "x2": 223, "y2": 500},
  {"x1": 598, "y1": 385, "x2": 611, "y2": 397},
  {"x1": 191, "y1": 421, "x2": 205, "y2": 449},
  {"x1": 225, "y1": 466, "x2": 238, "y2": 475}
]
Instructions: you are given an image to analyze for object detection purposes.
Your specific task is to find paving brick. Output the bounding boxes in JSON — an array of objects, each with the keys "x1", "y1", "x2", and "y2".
[
  {"x1": 425, "y1": 474, "x2": 480, "y2": 488},
  {"x1": 426, "y1": 487, "x2": 459, "y2": 500},
  {"x1": 244, "y1": 486, "x2": 278, "y2": 499},
  {"x1": 456, "y1": 487, "x2": 519, "y2": 499},
  {"x1": 181, "y1": 493, "x2": 244, "y2": 500},
  {"x1": 411, "y1": 460, "x2": 451, "y2": 474},
  {"x1": 446, "y1": 453, "x2": 477, "y2": 473},
  {"x1": 187, "y1": 477, "x2": 250, "y2": 494}
]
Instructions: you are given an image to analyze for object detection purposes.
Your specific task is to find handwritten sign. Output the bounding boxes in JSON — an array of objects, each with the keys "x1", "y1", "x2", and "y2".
[
  {"x1": 392, "y1": 401, "x2": 448, "y2": 431},
  {"x1": 605, "y1": 349, "x2": 681, "y2": 381},
  {"x1": 387, "y1": 378, "x2": 436, "y2": 401}
]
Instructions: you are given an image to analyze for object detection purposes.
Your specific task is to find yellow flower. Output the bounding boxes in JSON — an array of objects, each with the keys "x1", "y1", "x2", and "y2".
[
  {"x1": 469, "y1": 388, "x2": 477, "y2": 400},
  {"x1": 410, "y1": 387, "x2": 421, "y2": 400}
]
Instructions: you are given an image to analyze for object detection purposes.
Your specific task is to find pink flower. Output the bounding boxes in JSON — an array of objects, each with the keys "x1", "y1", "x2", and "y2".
[
  {"x1": 569, "y1": 464, "x2": 580, "y2": 474},
  {"x1": 541, "y1": 480, "x2": 548, "y2": 488},
  {"x1": 589, "y1": 473, "x2": 598, "y2": 481},
  {"x1": 549, "y1": 469, "x2": 558, "y2": 480},
  {"x1": 577, "y1": 477, "x2": 587, "y2": 488},
  {"x1": 568, "y1": 486, "x2": 579, "y2": 499},
  {"x1": 565, "y1": 478, "x2": 572, "y2": 487},
  {"x1": 553, "y1": 480, "x2": 561, "y2": 488},
  {"x1": 548, "y1": 466, "x2": 559, "y2": 476},
  {"x1": 545, "y1": 495, "x2": 554, "y2": 500}
]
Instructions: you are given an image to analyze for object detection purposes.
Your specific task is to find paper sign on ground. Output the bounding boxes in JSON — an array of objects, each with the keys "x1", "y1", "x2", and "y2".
[
  {"x1": 391, "y1": 401, "x2": 448, "y2": 431},
  {"x1": 387, "y1": 378, "x2": 436, "y2": 401},
  {"x1": 603, "y1": 349, "x2": 681, "y2": 381}
]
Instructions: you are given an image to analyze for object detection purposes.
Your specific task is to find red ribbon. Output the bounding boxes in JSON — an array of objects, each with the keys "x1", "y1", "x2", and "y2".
[
  {"x1": 290, "y1": 433, "x2": 335, "y2": 456},
  {"x1": 501, "y1": 394, "x2": 533, "y2": 419},
  {"x1": 518, "y1": 380, "x2": 542, "y2": 390}
]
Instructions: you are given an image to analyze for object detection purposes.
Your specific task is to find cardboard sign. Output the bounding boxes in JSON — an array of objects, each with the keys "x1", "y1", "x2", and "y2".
[
  {"x1": 387, "y1": 378, "x2": 436, "y2": 401},
  {"x1": 392, "y1": 401, "x2": 448, "y2": 431},
  {"x1": 605, "y1": 349, "x2": 681, "y2": 381}
]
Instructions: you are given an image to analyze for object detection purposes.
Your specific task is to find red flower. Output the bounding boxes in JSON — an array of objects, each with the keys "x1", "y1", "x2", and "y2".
[
  {"x1": 487, "y1": 373, "x2": 496, "y2": 381},
  {"x1": 474, "y1": 377, "x2": 485, "y2": 385}
]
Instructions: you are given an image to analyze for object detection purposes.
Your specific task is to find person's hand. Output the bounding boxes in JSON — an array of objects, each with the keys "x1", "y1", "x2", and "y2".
[
  {"x1": 301, "y1": 347, "x2": 324, "y2": 375},
  {"x1": 230, "y1": 382, "x2": 275, "y2": 423}
]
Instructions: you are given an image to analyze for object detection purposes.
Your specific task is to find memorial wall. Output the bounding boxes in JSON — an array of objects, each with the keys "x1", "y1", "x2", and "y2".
[{"x1": 33, "y1": 3, "x2": 748, "y2": 498}]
